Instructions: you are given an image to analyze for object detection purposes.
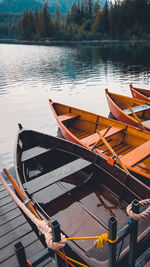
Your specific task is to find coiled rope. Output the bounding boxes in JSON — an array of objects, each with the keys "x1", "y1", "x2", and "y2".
[{"x1": 126, "y1": 199, "x2": 150, "y2": 220}]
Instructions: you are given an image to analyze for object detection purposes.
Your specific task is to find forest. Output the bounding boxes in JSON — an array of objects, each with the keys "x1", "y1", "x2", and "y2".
[{"x1": 0, "y1": 0, "x2": 150, "y2": 41}]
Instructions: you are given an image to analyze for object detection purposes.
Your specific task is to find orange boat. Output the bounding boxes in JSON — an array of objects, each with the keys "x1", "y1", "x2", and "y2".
[
  {"x1": 130, "y1": 84, "x2": 150, "y2": 102},
  {"x1": 49, "y1": 99, "x2": 150, "y2": 183},
  {"x1": 105, "y1": 89, "x2": 150, "y2": 132}
]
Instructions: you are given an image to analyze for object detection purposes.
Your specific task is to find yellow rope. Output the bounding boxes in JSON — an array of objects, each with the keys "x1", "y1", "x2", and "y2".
[
  {"x1": 58, "y1": 250, "x2": 88, "y2": 267},
  {"x1": 67, "y1": 233, "x2": 118, "y2": 249}
]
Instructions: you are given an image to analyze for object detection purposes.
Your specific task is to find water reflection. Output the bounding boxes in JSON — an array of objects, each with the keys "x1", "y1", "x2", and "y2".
[{"x1": 0, "y1": 43, "x2": 150, "y2": 170}]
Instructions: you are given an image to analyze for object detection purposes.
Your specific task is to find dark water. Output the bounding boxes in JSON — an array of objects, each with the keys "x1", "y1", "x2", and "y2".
[{"x1": 1, "y1": 42, "x2": 150, "y2": 173}]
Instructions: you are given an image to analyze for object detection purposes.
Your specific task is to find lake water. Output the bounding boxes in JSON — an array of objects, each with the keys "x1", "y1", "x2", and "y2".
[{"x1": 1, "y1": 42, "x2": 150, "y2": 174}]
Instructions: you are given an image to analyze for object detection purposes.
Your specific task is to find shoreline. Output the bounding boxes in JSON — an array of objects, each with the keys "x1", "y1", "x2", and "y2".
[{"x1": 0, "y1": 38, "x2": 150, "y2": 46}]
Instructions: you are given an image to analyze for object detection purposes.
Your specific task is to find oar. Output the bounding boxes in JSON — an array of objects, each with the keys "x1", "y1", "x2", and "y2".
[
  {"x1": 96, "y1": 131, "x2": 129, "y2": 173},
  {"x1": 92, "y1": 125, "x2": 112, "y2": 151},
  {"x1": 128, "y1": 107, "x2": 149, "y2": 131},
  {"x1": 3, "y1": 168, "x2": 42, "y2": 220}
]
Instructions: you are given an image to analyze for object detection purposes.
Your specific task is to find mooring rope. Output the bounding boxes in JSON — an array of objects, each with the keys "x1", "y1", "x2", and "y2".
[
  {"x1": 126, "y1": 199, "x2": 150, "y2": 220},
  {"x1": 0, "y1": 174, "x2": 66, "y2": 251}
]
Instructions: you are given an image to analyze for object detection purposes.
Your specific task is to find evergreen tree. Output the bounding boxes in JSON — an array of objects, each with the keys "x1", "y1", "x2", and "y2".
[
  {"x1": 43, "y1": 1, "x2": 52, "y2": 37},
  {"x1": 99, "y1": 0, "x2": 110, "y2": 35}
]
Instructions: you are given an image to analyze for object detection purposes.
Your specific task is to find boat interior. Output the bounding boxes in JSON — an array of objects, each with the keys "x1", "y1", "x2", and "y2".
[
  {"x1": 52, "y1": 103, "x2": 150, "y2": 179},
  {"x1": 107, "y1": 92, "x2": 150, "y2": 124}
]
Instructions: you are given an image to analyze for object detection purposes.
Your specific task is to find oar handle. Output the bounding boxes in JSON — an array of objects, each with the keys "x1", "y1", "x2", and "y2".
[
  {"x1": 92, "y1": 126, "x2": 112, "y2": 150},
  {"x1": 3, "y1": 168, "x2": 41, "y2": 220},
  {"x1": 3, "y1": 168, "x2": 26, "y2": 201}
]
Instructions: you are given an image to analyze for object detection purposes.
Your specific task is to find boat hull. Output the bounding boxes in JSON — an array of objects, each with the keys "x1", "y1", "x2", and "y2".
[
  {"x1": 105, "y1": 91, "x2": 139, "y2": 127},
  {"x1": 130, "y1": 84, "x2": 150, "y2": 102},
  {"x1": 14, "y1": 126, "x2": 150, "y2": 267}
]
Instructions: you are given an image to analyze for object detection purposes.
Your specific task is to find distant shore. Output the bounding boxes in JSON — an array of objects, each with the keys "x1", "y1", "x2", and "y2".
[{"x1": 0, "y1": 38, "x2": 150, "y2": 46}]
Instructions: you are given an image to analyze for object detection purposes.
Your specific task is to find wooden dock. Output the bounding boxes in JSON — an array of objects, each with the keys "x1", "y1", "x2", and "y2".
[{"x1": 0, "y1": 180, "x2": 55, "y2": 267}]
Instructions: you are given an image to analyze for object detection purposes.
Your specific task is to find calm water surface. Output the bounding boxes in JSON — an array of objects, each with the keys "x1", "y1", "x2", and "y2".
[{"x1": 1, "y1": 42, "x2": 150, "y2": 173}]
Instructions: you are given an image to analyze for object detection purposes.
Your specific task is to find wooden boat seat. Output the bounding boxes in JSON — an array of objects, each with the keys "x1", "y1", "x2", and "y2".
[
  {"x1": 81, "y1": 126, "x2": 123, "y2": 146},
  {"x1": 21, "y1": 146, "x2": 50, "y2": 162},
  {"x1": 24, "y1": 158, "x2": 92, "y2": 195},
  {"x1": 121, "y1": 140, "x2": 150, "y2": 167},
  {"x1": 58, "y1": 113, "x2": 80, "y2": 122},
  {"x1": 123, "y1": 104, "x2": 150, "y2": 115}
]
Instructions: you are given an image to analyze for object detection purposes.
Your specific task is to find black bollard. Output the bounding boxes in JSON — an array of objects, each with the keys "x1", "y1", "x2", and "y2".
[
  {"x1": 14, "y1": 242, "x2": 27, "y2": 267},
  {"x1": 108, "y1": 216, "x2": 117, "y2": 267},
  {"x1": 51, "y1": 220, "x2": 65, "y2": 267}
]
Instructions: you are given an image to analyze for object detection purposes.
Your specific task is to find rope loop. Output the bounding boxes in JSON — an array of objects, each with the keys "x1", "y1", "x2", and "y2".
[{"x1": 126, "y1": 199, "x2": 150, "y2": 221}]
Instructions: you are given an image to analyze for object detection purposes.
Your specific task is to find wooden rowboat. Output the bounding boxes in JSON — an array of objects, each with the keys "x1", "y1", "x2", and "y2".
[
  {"x1": 49, "y1": 99, "x2": 150, "y2": 182},
  {"x1": 105, "y1": 88, "x2": 150, "y2": 132},
  {"x1": 15, "y1": 125, "x2": 150, "y2": 267},
  {"x1": 130, "y1": 84, "x2": 150, "y2": 102}
]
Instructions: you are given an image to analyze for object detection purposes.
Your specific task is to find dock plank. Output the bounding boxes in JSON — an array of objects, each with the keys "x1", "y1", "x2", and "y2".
[
  {"x1": 0, "y1": 214, "x2": 26, "y2": 237},
  {"x1": 0, "y1": 181, "x2": 54, "y2": 267},
  {"x1": 0, "y1": 201, "x2": 17, "y2": 215},
  {"x1": 0, "y1": 222, "x2": 32, "y2": 249},
  {"x1": 0, "y1": 207, "x2": 22, "y2": 226},
  {"x1": 0, "y1": 189, "x2": 9, "y2": 198},
  {"x1": 0, "y1": 231, "x2": 38, "y2": 262},
  {"x1": 0, "y1": 195, "x2": 13, "y2": 207}
]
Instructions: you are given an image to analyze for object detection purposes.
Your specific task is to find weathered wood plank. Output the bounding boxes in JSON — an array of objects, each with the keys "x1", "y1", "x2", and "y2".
[
  {"x1": 0, "y1": 201, "x2": 17, "y2": 215},
  {"x1": 0, "y1": 195, "x2": 14, "y2": 207},
  {"x1": 0, "y1": 207, "x2": 21, "y2": 226},
  {"x1": 0, "y1": 231, "x2": 38, "y2": 262},
  {"x1": 0, "y1": 222, "x2": 32, "y2": 249},
  {"x1": 0, "y1": 189, "x2": 9, "y2": 199},
  {"x1": 0, "y1": 214, "x2": 26, "y2": 237},
  {"x1": 1, "y1": 254, "x2": 19, "y2": 267},
  {"x1": 0, "y1": 184, "x2": 6, "y2": 192}
]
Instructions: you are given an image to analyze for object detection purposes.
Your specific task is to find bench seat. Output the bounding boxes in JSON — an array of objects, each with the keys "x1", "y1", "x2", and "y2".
[
  {"x1": 81, "y1": 126, "x2": 123, "y2": 147},
  {"x1": 24, "y1": 158, "x2": 92, "y2": 195},
  {"x1": 58, "y1": 113, "x2": 80, "y2": 122},
  {"x1": 123, "y1": 104, "x2": 150, "y2": 115},
  {"x1": 21, "y1": 146, "x2": 50, "y2": 162},
  {"x1": 121, "y1": 140, "x2": 150, "y2": 167}
]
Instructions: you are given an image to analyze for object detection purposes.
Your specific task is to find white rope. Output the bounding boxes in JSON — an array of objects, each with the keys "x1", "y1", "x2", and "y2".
[
  {"x1": 126, "y1": 199, "x2": 150, "y2": 220},
  {"x1": 0, "y1": 174, "x2": 66, "y2": 251}
]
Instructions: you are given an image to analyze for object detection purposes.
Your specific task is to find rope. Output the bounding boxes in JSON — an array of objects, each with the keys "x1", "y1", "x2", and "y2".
[
  {"x1": 0, "y1": 174, "x2": 66, "y2": 251},
  {"x1": 67, "y1": 234, "x2": 118, "y2": 248},
  {"x1": 57, "y1": 249, "x2": 75, "y2": 267},
  {"x1": 58, "y1": 250, "x2": 88, "y2": 267},
  {"x1": 126, "y1": 199, "x2": 150, "y2": 220}
]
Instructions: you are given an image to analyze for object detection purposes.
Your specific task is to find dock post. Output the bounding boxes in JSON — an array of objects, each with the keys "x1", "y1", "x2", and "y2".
[
  {"x1": 52, "y1": 220, "x2": 65, "y2": 267},
  {"x1": 128, "y1": 199, "x2": 139, "y2": 267},
  {"x1": 14, "y1": 242, "x2": 27, "y2": 267},
  {"x1": 108, "y1": 216, "x2": 117, "y2": 267}
]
